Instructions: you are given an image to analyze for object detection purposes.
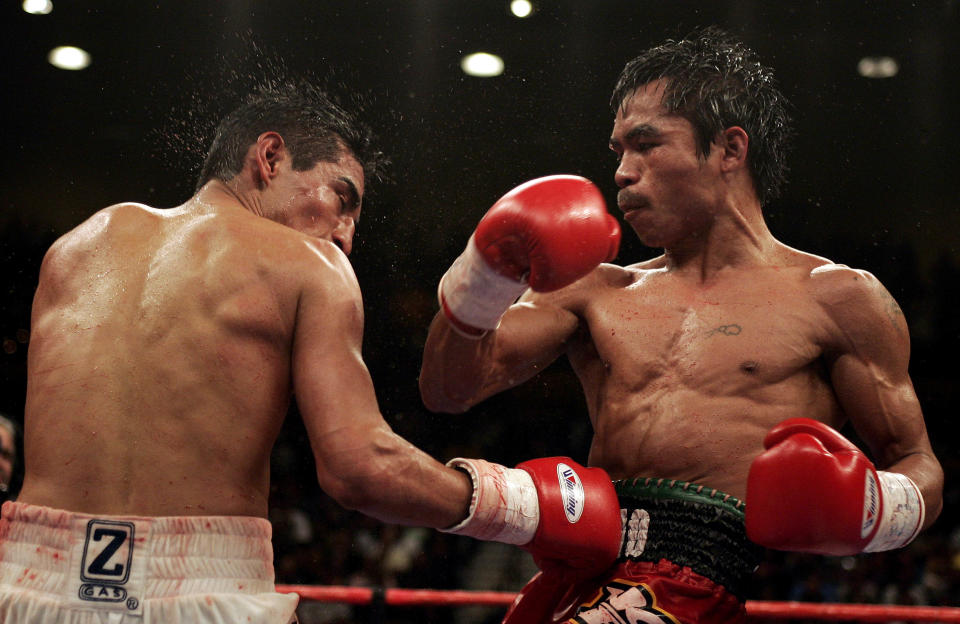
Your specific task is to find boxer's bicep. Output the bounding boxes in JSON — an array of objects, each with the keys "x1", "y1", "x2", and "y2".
[
  {"x1": 290, "y1": 259, "x2": 473, "y2": 525},
  {"x1": 492, "y1": 295, "x2": 580, "y2": 384},
  {"x1": 290, "y1": 254, "x2": 389, "y2": 488},
  {"x1": 815, "y1": 267, "x2": 942, "y2": 521},
  {"x1": 293, "y1": 291, "x2": 381, "y2": 438},
  {"x1": 817, "y1": 268, "x2": 921, "y2": 460}
]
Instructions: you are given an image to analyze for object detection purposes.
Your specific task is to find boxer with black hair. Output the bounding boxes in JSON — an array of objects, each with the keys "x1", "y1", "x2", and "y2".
[
  {"x1": 421, "y1": 27, "x2": 942, "y2": 623},
  {"x1": 1, "y1": 82, "x2": 623, "y2": 624}
]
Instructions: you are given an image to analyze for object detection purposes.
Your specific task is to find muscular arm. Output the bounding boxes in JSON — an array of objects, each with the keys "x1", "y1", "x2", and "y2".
[
  {"x1": 292, "y1": 241, "x2": 471, "y2": 528},
  {"x1": 418, "y1": 175, "x2": 618, "y2": 414},
  {"x1": 419, "y1": 290, "x2": 580, "y2": 413},
  {"x1": 815, "y1": 265, "x2": 943, "y2": 527}
]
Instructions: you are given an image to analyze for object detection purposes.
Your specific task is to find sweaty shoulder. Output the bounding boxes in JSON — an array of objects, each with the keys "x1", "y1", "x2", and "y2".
[
  {"x1": 808, "y1": 262, "x2": 886, "y2": 311},
  {"x1": 52, "y1": 202, "x2": 157, "y2": 245},
  {"x1": 213, "y1": 208, "x2": 362, "y2": 309},
  {"x1": 297, "y1": 237, "x2": 361, "y2": 297},
  {"x1": 40, "y1": 202, "x2": 159, "y2": 274},
  {"x1": 807, "y1": 262, "x2": 909, "y2": 353}
]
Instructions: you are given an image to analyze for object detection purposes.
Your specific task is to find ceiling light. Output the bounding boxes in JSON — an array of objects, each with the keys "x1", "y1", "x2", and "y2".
[
  {"x1": 461, "y1": 52, "x2": 504, "y2": 78},
  {"x1": 510, "y1": 0, "x2": 533, "y2": 18},
  {"x1": 48, "y1": 46, "x2": 91, "y2": 71},
  {"x1": 857, "y1": 56, "x2": 899, "y2": 79},
  {"x1": 22, "y1": 0, "x2": 53, "y2": 15}
]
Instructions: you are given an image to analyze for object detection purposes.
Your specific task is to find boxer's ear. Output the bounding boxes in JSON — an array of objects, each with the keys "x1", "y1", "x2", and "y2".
[
  {"x1": 718, "y1": 126, "x2": 749, "y2": 173},
  {"x1": 253, "y1": 132, "x2": 286, "y2": 187}
]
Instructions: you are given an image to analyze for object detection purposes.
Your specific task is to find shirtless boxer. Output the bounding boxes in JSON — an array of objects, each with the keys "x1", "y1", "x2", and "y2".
[
  {"x1": 0, "y1": 83, "x2": 624, "y2": 623},
  {"x1": 420, "y1": 28, "x2": 943, "y2": 623}
]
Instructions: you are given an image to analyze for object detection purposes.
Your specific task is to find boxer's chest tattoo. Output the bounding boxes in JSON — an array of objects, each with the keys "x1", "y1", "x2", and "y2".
[{"x1": 706, "y1": 323, "x2": 742, "y2": 337}]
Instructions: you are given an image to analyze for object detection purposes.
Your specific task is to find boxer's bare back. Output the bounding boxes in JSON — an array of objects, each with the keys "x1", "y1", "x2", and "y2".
[
  {"x1": 21, "y1": 198, "x2": 324, "y2": 516},
  {"x1": 13, "y1": 117, "x2": 398, "y2": 522},
  {"x1": 21, "y1": 134, "x2": 474, "y2": 530}
]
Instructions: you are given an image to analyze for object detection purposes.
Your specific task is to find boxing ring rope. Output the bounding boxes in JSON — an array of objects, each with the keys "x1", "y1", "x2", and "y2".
[{"x1": 276, "y1": 584, "x2": 960, "y2": 622}]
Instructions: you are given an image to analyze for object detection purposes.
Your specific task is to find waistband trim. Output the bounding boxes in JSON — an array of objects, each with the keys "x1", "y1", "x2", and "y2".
[
  {"x1": 616, "y1": 477, "x2": 746, "y2": 518},
  {"x1": 613, "y1": 478, "x2": 760, "y2": 602},
  {"x1": 0, "y1": 501, "x2": 277, "y2": 605}
]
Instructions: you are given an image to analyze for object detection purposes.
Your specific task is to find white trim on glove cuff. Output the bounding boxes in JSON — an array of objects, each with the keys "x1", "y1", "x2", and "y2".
[{"x1": 438, "y1": 236, "x2": 530, "y2": 332}]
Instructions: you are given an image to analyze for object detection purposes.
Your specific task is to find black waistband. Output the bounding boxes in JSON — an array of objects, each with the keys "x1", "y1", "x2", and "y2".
[{"x1": 614, "y1": 478, "x2": 762, "y2": 601}]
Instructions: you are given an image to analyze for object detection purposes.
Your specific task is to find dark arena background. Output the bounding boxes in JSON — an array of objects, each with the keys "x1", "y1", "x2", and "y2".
[{"x1": 2, "y1": 1, "x2": 959, "y2": 622}]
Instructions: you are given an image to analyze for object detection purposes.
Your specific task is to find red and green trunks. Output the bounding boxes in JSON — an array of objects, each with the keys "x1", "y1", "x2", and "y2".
[{"x1": 530, "y1": 478, "x2": 762, "y2": 624}]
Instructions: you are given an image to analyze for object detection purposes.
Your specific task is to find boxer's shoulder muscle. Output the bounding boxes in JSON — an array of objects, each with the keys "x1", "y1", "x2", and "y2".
[
  {"x1": 809, "y1": 263, "x2": 887, "y2": 308},
  {"x1": 205, "y1": 216, "x2": 364, "y2": 339},
  {"x1": 275, "y1": 236, "x2": 364, "y2": 339},
  {"x1": 35, "y1": 203, "x2": 161, "y2": 307},
  {"x1": 807, "y1": 262, "x2": 908, "y2": 353},
  {"x1": 44, "y1": 202, "x2": 156, "y2": 259}
]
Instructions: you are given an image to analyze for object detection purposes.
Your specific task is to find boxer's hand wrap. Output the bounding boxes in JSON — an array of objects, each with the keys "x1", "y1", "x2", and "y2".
[
  {"x1": 441, "y1": 458, "x2": 540, "y2": 544},
  {"x1": 746, "y1": 417, "x2": 925, "y2": 556},
  {"x1": 441, "y1": 456, "x2": 621, "y2": 575},
  {"x1": 864, "y1": 470, "x2": 925, "y2": 552}
]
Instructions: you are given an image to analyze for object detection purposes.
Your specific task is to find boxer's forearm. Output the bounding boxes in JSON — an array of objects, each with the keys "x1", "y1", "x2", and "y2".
[
  {"x1": 419, "y1": 311, "x2": 498, "y2": 413},
  {"x1": 881, "y1": 450, "x2": 944, "y2": 529},
  {"x1": 316, "y1": 424, "x2": 472, "y2": 528}
]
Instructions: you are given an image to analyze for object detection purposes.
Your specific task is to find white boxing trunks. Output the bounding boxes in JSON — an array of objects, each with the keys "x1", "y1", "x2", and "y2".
[{"x1": 0, "y1": 501, "x2": 299, "y2": 623}]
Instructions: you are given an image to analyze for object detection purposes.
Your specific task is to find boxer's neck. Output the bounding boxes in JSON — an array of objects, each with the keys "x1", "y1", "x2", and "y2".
[
  {"x1": 191, "y1": 179, "x2": 265, "y2": 219},
  {"x1": 663, "y1": 196, "x2": 776, "y2": 282}
]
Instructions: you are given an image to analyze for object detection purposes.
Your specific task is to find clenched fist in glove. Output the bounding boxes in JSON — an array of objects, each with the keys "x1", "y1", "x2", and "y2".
[
  {"x1": 441, "y1": 456, "x2": 622, "y2": 623},
  {"x1": 441, "y1": 456, "x2": 621, "y2": 568},
  {"x1": 746, "y1": 418, "x2": 925, "y2": 556},
  {"x1": 439, "y1": 175, "x2": 621, "y2": 337}
]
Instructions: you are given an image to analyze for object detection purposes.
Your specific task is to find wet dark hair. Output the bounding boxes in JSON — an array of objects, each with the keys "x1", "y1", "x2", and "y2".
[
  {"x1": 611, "y1": 26, "x2": 792, "y2": 204},
  {"x1": 196, "y1": 80, "x2": 388, "y2": 192}
]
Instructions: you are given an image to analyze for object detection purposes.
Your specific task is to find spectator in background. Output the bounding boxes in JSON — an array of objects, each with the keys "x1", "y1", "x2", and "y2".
[{"x1": 0, "y1": 414, "x2": 18, "y2": 503}]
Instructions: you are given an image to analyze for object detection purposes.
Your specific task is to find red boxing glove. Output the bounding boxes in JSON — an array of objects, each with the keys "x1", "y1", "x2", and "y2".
[
  {"x1": 746, "y1": 418, "x2": 925, "y2": 556},
  {"x1": 442, "y1": 457, "x2": 621, "y2": 624},
  {"x1": 515, "y1": 457, "x2": 621, "y2": 574},
  {"x1": 439, "y1": 175, "x2": 620, "y2": 336},
  {"x1": 501, "y1": 571, "x2": 571, "y2": 624},
  {"x1": 441, "y1": 457, "x2": 621, "y2": 564},
  {"x1": 504, "y1": 458, "x2": 621, "y2": 624}
]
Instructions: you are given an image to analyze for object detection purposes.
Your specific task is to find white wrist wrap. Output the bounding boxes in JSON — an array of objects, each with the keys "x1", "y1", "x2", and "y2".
[
  {"x1": 864, "y1": 471, "x2": 926, "y2": 552},
  {"x1": 441, "y1": 458, "x2": 540, "y2": 545},
  {"x1": 438, "y1": 236, "x2": 529, "y2": 333}
]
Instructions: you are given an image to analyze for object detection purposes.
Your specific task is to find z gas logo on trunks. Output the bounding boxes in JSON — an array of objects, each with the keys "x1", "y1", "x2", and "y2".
[
  {"x1": 78, "y1": 520, "x2": 137, "y2": 608},
  {"x1": 556, "y1": 462, "x2": 585, "y2": 523}
]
